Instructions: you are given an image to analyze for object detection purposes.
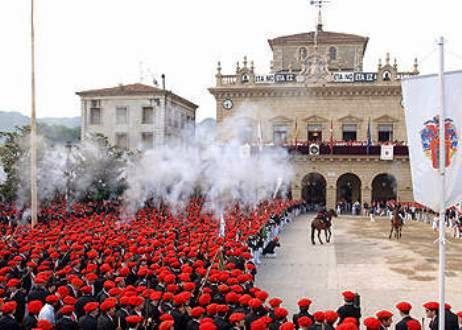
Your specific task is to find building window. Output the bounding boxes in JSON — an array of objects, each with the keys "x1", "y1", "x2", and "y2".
[
  {"x1": 378, "y1": 123, "x2": 393, "y2": 142},
  {"x1": 307, "y1": 123, "x2": 322, "y2": 142},
  {"x1": 142, "y1": 107, "x2": 154, "y2": 124},
  {"x1": 141, "y1": 132, "x2": 154, "y2": 150},
  {"x1": 181, "y1": 113, "x2": 186, "y2": 129},
  {"x1": 273, "y1": 124, "x2": 289, "y2": 145},
  {"x1": 116, "y1": 107, "x2": 128, "y2": 125},
  {"x1": 329, "y1": 47, "x2": 337, "y2": 61},
  {"x1": 91, "y1": 99, "x2": 101, "y2": 108},
  {"x1": 115, "y1": 133, "x2": 129, "y2": 149},
  {"x1": 342, "y1": 124, "x2": 357, "y2": 142},
  {"x1": 90, "y1": 108, "x2": 101, "y2": 125}
]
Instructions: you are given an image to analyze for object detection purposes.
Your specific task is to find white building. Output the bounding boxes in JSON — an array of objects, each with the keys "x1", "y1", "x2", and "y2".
[{"x1": 77, "y1": 83, "x2": 198, "y2": 150}]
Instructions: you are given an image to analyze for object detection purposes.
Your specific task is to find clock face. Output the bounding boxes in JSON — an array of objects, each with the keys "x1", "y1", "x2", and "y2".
[{"x1": 223, "y1": 99, "x2": 233, "y2": 110}]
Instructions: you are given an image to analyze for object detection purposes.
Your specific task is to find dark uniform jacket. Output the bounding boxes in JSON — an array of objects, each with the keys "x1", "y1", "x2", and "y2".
[
  {"x1": 79, "y1": 314, "x2": 98, "y2": 330},
  {"x1": 186, "y1": 319, "x2": 200, "y2": 330},
  {"x1": 114, "y1": 307, "x2": 130, "y2": 330},
  {"x1": 309, "y1": 323, "x2": 324, "y2": 330},
  {"x1": 269, "y1": 320, "x2": 283, "y2": 330},
  {"x1": 23, "y1": 314, "x2": 38, "y2": 330},
  {"x1": 55, "y1": 316, "x2": 79, "y2": 330},
  {"x1": 337, "y1": 303, "x2": 361, "y2": 324},
  {"x1": 430, "y1": 312, "x2": 459, "y2": 330},
  {"x1": 97, "y1": 314, "x2": 116, "y2": 330},
  {"x1": 171, "y1": 309, "x2": 190, "y2": 330},
  {"x1": 293, "y1": 311, "x2": 314, "y2": 329},
  {"x1": 0, "y1": 314, "x2": 21, "y2": 330},
  {"x1": 245, "y1": 311, "x2": 260, "y2": 329},
  {"x1": 75, "y1": 295, "x2": 97, "y2": 319},
  {"x1": 9, "y1": 290, "x2": 27, "y2": 323},
  {"x1": 396, "y1": 316, "x2": 414, "y2": 330},
  {"x1": 215, "y1": 316, "x2": 232, "y2": 330}
]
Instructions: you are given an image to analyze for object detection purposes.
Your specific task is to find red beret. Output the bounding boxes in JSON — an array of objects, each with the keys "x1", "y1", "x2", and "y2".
[
  {"x1": 406, "y1": 320, "x2": 422, "y2": 330},
  {"x1": 248, "y1": 298, "x2": 263, "y2": 309},
  {"x1": 100, "y1": 298, "x2": 117, "y2": 311},
  {"x1": 255, "y1": 290, "x2": 268, "y2": 302},
  {"x1": 27, "y1": 300, "x2": 43, "y2": 315},
  {"x1": 342, "y1": 291, "x2": 356, "y2": 301},
  {"x1": 37, "y1": 319, "x2": 54, "y2": 330},
  {"x1": 298, "y1": 298, "x2": 312, "y2": 308},
  {"x1": 80, "y1": 286, "x2": 92, "y2": 294},
  {"x1": 60, "y1": 305, "x2": 75, "y2": 315},
  {"x1": 83, "y1": 302, "x2": 99, "y2": 313},
  {"x1": 6, "y1": 278, "x2": 21, "y2": 288},
  {"x1": 126, "y1": 315, "x2": 144, "y2": 325},
  {"x1": 457, "y1": 311, "x2": 462, "y2": 318},
  {"x1": 298, "y1": 316, "x2": 313, "y2": 327},
  {"x1": 129, "y1": 296, "x2": 144, "y2": 307},
  {"x1": 396, "y1": 302, "x2": 412, "y2": 313},
  {"x1": 63, "y1": 296, "x2": 77, "y2": 305},
  {"x1": 159, "y1": 320, "x2": 174, "y2": 330},
  {"x1": 313, "y1": 311, "x2": 325, "y2": 322},
  {"x1": 274, "y1": 307, "x2": 289, "y2": 319},
  {"x1": 191, "y1": 306, "x2": 205, "y2": 318},
  {"x1": 198, "y1": 294, "x2": 212, "y2": 306},
  {"x1": 229, "y1": 312, "x2": 245, "y2": 324},
  {"x1": 2, "y1": 301, "x2": 17, "y2": 313},
  {"x1": 324, "y1": 310, "x2": 339, "y2": 323},
  {"x1": 45, "y1": 295, "x2": 59, "y2": 304},
  {"x1": 343, "y1": 317, "x2": 358, "y2": 325},
  {"x1": 423, "y1": 302, "x2": 439, "y2": 311},
  {"x1": 363, "y1": 317, "x2": 382, "y2": 330},
  {"x1": 269, "y1": 297, "x2": 283, "y2": 308},
  {"x1": 376, "y1": 310, "x2": 393, "y2": 320},
  {"x1": 199, "y1": 321, "x2": 217, "y2": 330},
  {"x1": 280, "y1": 322, "x2": 295, "y2": 330}
]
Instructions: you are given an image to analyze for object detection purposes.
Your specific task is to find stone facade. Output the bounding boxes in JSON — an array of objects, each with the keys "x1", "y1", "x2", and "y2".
[
  {"x1": 77, "y1": 83, "x2": 198, "y2": 150},
  {"x1": 209, "y1": 27, "x2": 419, "y2": 209}
]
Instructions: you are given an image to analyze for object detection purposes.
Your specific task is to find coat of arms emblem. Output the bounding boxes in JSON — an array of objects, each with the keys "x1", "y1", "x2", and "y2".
[{"x1": 420, "y1": 115, "x2": 458, "y2": 169}]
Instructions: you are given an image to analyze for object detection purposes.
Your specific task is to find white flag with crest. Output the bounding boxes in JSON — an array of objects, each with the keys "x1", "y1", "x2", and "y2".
[{"x1": 402, "y1": 71, "x2": 462, "y2": 211}]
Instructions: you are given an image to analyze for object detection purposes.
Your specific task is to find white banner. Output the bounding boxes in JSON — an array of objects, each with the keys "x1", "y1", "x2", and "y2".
[
  {"x1": 402, "y1": 70, "x2": 462, "y2": 211},
  {"x1": 380, "y1": 145, "x2": 394, "y2": 160}
]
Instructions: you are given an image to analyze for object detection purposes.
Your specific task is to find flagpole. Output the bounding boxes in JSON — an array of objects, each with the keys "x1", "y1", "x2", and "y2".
[
  {"x1": 437, "y1": 36, "x2": 446, "y2": 330},
  {"x1": 30, "y1": 0, "x2": 38, "y2": 228}
]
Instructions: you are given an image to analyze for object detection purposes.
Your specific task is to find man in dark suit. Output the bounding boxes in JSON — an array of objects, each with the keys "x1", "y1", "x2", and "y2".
[
  {"x1": 0, "y1": 301, "x2": 21, "y2": 330},
  {"x1": 293, "y1": 298, "x2": 314, "y2": 329},
  {"x1": 395, "y1": 302, "x2": 416, "y2": 330},
  {"x1": 376, "y1": 310, "x2": 393, "y2": 330},
  {"x1": 424, "y1": 301, "x2": 458, "y2": 330},
  {"x1": 55, "y1": 305, "x2": 79, "y2": 330},
  {"x1": 6, "y1": 278, "x2": 26, "y2": 323},
  {"x1": 337, "y1": 291, "x2": 361, "y2": 325}
]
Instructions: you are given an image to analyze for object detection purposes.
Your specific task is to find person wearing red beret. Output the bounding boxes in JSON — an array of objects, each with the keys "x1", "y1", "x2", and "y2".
[
  {"x1": 337, "y1": 291, "x2": 361, "y2": 325},
  {"x1": 75, "y1": 286, "x2": 97, "y2": 319},
  {"x1": 424, "y1": 302, "x2": 458, "y2": 330},
  {"x1": 269, "y1": 307, "x2": 289, "y2": 330},
  {"x1": 38, "y1": 295, "x2": 60, "y2": 325},
  {"x1": 245, "y1": 299, "x2": 264, "y2": 330},
  {"x1": 293, "y1": 298, "x2": 314, "y2": 329},
  {"x1": 55, "y1": 305, "x2": 78, "y2": 330},
  {"x1": 364, "y1": 317, "x2": 382, "y2": 330},
  {"x1": 78, "y1": 301, "x2": 99, "y2": 330},
  {"x1": 187, "y1": 306, "x2": 205, "y2": 330},
  {"x1": 97, "y1": 298, "x2": 117, "y2": 330},
  {"x1": 0, "y1": 301, "x2": 21, "y2": 330},
  {"x1": 23, "y1": 300, "x2": 43, "y2": 330},
  {"x1": 324, "y1": 310, "x2": 338, "y2": 330},
  {"x1": 395, "y1": 302, "x2": 416, "y2": 330},
  {"x1": 6, "y1": 278, "x2": 26, "y2": 324},
  {"x1": 406, "y1": 319, "x2": 422, "y2": 330},
  {"x1": 229, "y1": 312, "x2": 246, "y2": 329},
  {"x1": 126, "y1": 314, "x2": 144, "y2": 329},
  {"x1": 297, "y1": 316, "x2": 313, "y2": 330},
  {"x1": 170, "y1": 296, "x2": 191, "y2": 330},
  {"x1": 376, "y1": 310, "x2": 393, "y2": 330},
  {"x1": 214, "y1": 304, "x2": 232, "y2": 330}
]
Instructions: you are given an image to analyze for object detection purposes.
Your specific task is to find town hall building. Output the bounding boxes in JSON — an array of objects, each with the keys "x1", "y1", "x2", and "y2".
[{"x1": 209, "y1": 18, "x2": 419, "y2": 209}]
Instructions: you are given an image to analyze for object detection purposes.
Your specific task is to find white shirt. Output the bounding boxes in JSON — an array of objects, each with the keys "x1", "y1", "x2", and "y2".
[{"x1": 38, "y1": 303, "x2": 55, "y2": 324}]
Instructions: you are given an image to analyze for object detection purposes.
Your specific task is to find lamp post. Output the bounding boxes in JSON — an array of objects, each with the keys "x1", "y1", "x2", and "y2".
[
  {"x1": 65, "y1": 141, "x2": 72, "y2": 213},
  {"x1": 30, "y1": 0, "x2": 38, "y2": 228}
]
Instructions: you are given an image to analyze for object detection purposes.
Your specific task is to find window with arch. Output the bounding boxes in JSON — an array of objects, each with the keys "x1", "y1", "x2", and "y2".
[{"x1": 329, "y1": 46, "x2": 337, "y2": 61}]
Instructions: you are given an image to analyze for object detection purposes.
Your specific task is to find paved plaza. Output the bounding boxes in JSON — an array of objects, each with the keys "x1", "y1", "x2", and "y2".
[{"x1": 256, "y1": 214, "x2": 462, "y2": 321}]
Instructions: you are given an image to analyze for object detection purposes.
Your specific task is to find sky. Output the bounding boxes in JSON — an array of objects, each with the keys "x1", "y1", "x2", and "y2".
[{"x1": 0, "y1": 0, "x2": 462, "y2": 122}]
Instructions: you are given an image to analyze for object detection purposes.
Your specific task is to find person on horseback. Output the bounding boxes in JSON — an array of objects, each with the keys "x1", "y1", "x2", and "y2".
[{"x1": 317, "y1": 207, "x2": 329, "y2": 225}]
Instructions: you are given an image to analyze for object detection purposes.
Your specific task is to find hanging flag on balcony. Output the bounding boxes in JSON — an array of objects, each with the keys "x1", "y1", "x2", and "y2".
[
  {"x1": 402, "y1": 71, "x2": 462, "y2": 211},
  {"x1": 380, "y1": 145, "x2": 394, "y2": 160},
  {"x1": 330, "y1": 119, "x2": 334, "y2": 154},
  {"x1": 367, "y1": 117, "x2": 372, "y2": 154},
  {"x1": 293, "y1": 118, "x2": 299, "y2": 146}
]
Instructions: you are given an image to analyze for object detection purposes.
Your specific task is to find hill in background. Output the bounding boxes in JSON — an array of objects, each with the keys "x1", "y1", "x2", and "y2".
[{"x1": 0, "y1": 111, "x2": 80, "y2": 132}]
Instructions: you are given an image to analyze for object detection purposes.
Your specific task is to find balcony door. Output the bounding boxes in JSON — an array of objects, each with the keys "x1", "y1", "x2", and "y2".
[{"x1": 307, "y1": 124, "x2": 322, "y2": 143}]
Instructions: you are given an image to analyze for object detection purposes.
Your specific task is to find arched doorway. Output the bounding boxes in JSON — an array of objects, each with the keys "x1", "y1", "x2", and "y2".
[
  {"x1": 301, "y1": 173, "x2": 326, "y2": 211},
  {"x1": 336, "y1": 173, "x2": 362, "y2": 206},
  {"x1": 372, "y1": 174, "x2": 397, "y2": 202}
]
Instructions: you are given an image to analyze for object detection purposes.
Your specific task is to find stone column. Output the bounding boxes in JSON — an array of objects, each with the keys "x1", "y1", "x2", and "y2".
[
  {"x1": 362, "y1": 186, "x2": 372, "y2": 204},
  {"x1": 326, "y1": 186, "x2": 336, "y2": 209}
]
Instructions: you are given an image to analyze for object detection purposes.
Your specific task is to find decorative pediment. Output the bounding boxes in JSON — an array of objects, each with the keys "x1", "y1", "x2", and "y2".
[
  {"x1": 337, "y1": 115, "x2": 363, "y2": 123},
  {"x1": 302, "y1": 115, "x2": 329, "y2": 123},
  {"x1": 269, "y1": 115, "x2": 293, "y2": 123},
  {"x1": 373, "y1": 115, "x2": 399, "y2": 123}
]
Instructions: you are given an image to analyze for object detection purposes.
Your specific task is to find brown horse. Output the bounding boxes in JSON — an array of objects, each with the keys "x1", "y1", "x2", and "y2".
[
  {"x1": 389, "y1": 208, "x2": 403, "y2": 239},
  {"x1": 311, "y1": 209, "x2": 338, "y2": 245}
]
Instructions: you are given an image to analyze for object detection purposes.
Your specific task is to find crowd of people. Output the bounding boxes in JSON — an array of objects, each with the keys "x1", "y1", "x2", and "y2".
[{"x1": 0, "y1": 198, "x2": 461, "y2": 330}]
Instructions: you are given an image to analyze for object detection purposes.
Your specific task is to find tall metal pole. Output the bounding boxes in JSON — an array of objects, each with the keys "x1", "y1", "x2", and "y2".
[
  {"x1": 30, "y1": 0, "x2": 38, "y2": 228},
  {"x1": 437, "y1": 36, "x2": 446, "y2": 330}
]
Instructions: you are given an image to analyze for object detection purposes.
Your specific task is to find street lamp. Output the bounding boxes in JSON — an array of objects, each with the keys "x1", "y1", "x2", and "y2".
[
  {"x1": 65, "y1": 141, "x2": 72, "y2": 212},
  {"x1": 30, "y1": 0, "x2": 38, "y2": 228}
]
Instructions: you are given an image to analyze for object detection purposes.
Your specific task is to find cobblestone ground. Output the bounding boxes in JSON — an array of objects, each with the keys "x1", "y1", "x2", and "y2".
[{"x1": 256, "y1": 214, "x2": 462, "y2": 322}]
